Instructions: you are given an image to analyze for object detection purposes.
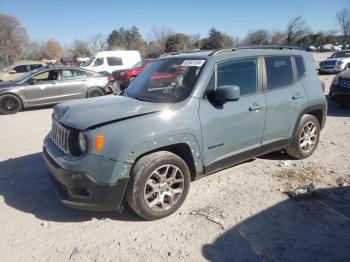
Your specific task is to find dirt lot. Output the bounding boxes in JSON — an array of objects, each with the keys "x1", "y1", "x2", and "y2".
[{"x1": 1, "y1": 53, "x2": 350, "y2": 261}]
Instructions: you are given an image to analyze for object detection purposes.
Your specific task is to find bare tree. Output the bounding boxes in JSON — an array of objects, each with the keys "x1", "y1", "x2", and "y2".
[
  {"x1": 244, "y1": 29, "x2": 270, "y2": 45},
  {"x1": 286, "y1": 16, "x2": 310, "y2": 44},
  {"x1": 42, "y1": 39, "x2": 62, "y2": 62},
  {"x1": 336, "y1": 8, "x2": 350, "y2": 36},
  {"x1": 88, "y1": 34, "x2": 107, "y2": 52},
  {"x1": 0, "y1": 14, "x2": 29, "y2": 66},
  {"x1": 271, "y1": 31, "x2": 286, "y2": 45},
  {"x1": 147, "y1": 26, "x2": 174, "y2": 57}
]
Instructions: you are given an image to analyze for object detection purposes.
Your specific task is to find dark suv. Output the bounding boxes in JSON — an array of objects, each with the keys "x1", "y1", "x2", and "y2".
[{"x1": 43, "y1": 47, "x2": 327, "y2": 220}]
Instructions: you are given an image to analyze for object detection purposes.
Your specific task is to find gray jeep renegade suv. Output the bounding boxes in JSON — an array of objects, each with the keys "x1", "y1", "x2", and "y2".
[{"x1": 43, "y1": 47, "x2": 327, "y2": 220}]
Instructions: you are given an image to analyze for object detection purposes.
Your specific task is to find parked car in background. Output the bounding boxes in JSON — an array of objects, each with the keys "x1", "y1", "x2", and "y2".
[
  {"x1": 43, "y1": 47, "x2": 327, "y2": 220},
  {"x1": 0, "y1": 61, "x2": 46, "y2": 81},
  {"x1": 329, "y1": 70, "x2": 350, "y2": 108},
  {"x1": 319, "y1": 50, "x2": 350, "y2": 74},
  {"x1": 112, "y1": 59, "x2": 153, "y2": 88},
  {"x1": 82, "y1": 51, "x2": 141, "y2": 74},
  {"x1": 0, "y1": 67, "x2": 110, "y2": 114}
]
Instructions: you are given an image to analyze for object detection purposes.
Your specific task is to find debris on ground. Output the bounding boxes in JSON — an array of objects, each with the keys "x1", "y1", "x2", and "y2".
[
  {"x1": 287, "y1": 183, "x2": 320, "y2": 200},
  {"x1": 68, "y1": 247, "x2": 78, "y2": 260},
  {"x1": 336, "y1": 177, "x2": 349, "y2": 187},
  {"x1": 278, "y1": 161, "x2": 291, "y2": 167},
  {"x1": 190, "y1": 211, "x2": 225, "y2": 230}
]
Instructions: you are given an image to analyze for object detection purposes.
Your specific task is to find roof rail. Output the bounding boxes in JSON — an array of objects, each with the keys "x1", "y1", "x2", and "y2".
[
  {"x1": 209, "y1": 45, "x2": 303, "y2": 56},
  {"x1": 160, "y1": 49, "x2": 207, "y2": 57}
]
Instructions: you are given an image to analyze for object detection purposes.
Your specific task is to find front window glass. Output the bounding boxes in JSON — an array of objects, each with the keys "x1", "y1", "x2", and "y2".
[
  {"x1": 126, "y1": 58, "x2": 206, "y2": 103},
  {"x1": 33, "y1": 70, "x2": 59, "y2": 81},
  {"x1": 331, "y1": 51, "x2": 350, "y2": 58},
  {"x1": 94, "y1": 57, "x2": 104, "y2": 66},
  {"x1": 217, "y1": 59, "x2": 257, "y2": 96},
  {"x1": 83, "y1": 57, "x2": 96, "y2": 67},
  {"x1": 13, "y1": 65, "x2": 28, "y2": 73}
]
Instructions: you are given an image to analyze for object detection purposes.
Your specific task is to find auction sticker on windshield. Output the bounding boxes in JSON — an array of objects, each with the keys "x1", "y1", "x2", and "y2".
[{"x1": 181, "y1": 60, "x2": 206, "y2": 67}]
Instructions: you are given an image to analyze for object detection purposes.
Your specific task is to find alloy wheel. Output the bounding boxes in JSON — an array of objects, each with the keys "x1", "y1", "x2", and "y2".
[
  {"x1": 143, "y1": 164, "x2": 185, "y2": 211},
  {"x1": 299, "y1": 121, "x2": 318, "y2": 153}
]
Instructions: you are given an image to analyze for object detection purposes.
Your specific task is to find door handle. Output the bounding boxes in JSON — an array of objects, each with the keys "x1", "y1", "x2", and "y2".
[
  {"x1": 249, "y1": 103, "x2": 263, "y2": 111},
  {"x1": 292, "y1": 93, "x2": 304, "y2": 100}
]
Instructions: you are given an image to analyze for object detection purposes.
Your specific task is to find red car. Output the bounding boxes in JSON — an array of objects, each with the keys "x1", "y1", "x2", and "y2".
[{"x1": 112, "y1": 59, "x2": 152, "y2": 87}]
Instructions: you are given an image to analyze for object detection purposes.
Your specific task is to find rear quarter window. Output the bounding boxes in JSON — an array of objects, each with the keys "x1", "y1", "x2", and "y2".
[
  {"x1": 107, "y1": 57, "x2": 123, "y2": 66},
  {"x1": 295, "y1": 56, "x2": 306, "y2": 79},
  {"x1": 265, "y1": 56, "x2": 293, "y2": 89}
]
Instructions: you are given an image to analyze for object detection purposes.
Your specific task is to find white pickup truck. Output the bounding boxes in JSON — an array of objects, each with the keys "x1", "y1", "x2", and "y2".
[{"x1": 319, "y1": 50, "x2": 350, "y2": 74}]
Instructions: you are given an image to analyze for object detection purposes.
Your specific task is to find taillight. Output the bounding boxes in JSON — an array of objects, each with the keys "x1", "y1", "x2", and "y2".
[
  {"x1": 107, "y1": 76, "x2": 113, "y2": 82},
  {"x1": 321, "y1": 82, "x2": 325, "y2": 93}
]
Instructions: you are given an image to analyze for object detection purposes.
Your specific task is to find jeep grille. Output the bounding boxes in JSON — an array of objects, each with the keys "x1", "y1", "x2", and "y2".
[{"x1": 49, "y1": 118, "x2": 70, "y2": 154}]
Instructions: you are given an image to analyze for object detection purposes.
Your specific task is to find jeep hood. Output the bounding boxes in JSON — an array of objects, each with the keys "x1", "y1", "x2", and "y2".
[{"x1": 54, "y1": 95, "x2": 169, "y2": 130}]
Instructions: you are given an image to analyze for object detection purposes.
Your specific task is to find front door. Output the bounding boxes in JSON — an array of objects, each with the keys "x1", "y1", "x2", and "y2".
[
  {"x1": 24, "y1": 69, "x2": 63, "y2": 105},
  {"x1": 199, "y1": 58, "x2": 266, "y2": 173}
]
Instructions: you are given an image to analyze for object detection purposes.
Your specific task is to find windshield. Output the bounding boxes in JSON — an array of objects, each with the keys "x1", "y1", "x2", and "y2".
[
  {"x1": 126, "y1": 58, "x2": 206, "y2": 103},
  {"x1": 12, "y1": 69, "x2": 41, "y2": 82},
  {"x1": 330, "y1": 51, "x2": 350, "y2": 58},
  {"x1": 132, "y1": 60, "x2": 147, "y2": 69},
  {"x1": 82, "y1": 57, "x2": 95, "y2": 67}
]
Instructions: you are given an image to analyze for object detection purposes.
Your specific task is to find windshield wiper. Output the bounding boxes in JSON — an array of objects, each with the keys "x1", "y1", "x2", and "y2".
[{"x1": 133, "y1": 97, "x2": 154, "y2": 103}]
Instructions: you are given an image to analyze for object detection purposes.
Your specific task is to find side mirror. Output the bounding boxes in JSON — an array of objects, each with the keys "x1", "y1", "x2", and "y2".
[
  {"x1": 9, "y1": 70, "x2": 16, "y2": 74},
  {"x1": 28, "y1": 78, "x2": 36, "y2": 85},
  {"x1": 215, "y1": 85, "x2": 240, "y2": 102}
]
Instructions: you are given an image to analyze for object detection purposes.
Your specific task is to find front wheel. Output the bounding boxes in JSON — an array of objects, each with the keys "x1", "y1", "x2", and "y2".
[
  {"x1": 127, "y1": 151, "x2": 191, "y2": 220},
  {"x1": 285, "y1": 114, "x2": 320, "y2": 159},
  {"x1": 0, "y1": 94, "x2": 22, "y2": 114}
]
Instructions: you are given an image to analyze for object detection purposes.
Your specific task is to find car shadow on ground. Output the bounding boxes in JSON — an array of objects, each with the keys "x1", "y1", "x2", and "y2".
[
  {"x1": 21, "y1": 104, "x2": 54, "y2": 112},
  {"x1": 0, "y1": 153, "x2": 143, "y2": 222},
  {"x1": 202, "y1": 186, "x2": 350, "y2": 262}
]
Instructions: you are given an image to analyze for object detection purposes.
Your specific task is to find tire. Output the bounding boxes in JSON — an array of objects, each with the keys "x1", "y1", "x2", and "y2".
[
  {"x1": 86, "y1": 87, "x2": 104, "y2": 98},
  {"x1": 285, "y1": 114, "x2": 320, "y2": 159},
  {"x1": 0, "y1": 94, "x2": 22, "y2": 114},
  {"x1": 127, "y1": 151, "x2": 191, "y2": 220}
]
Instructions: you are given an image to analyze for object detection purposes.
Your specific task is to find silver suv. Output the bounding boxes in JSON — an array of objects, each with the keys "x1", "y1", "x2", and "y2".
[{"x1": 43, "y1": 47, "x2": 327, "y2": 220}]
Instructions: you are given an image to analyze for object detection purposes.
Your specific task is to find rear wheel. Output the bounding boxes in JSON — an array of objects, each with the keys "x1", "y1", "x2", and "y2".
[
  {"x1": 0, "y1": 94, "x2": 22, "y2": 114},
  {"x1": 285, "y1": 114, "x2": 320, "y2": 159},
  {"x1": 127, "y1": 151, "x2": 191, "y2": 220},
  {"x1": 86, "y1": 87, "x2": 104, "y2": 98}
]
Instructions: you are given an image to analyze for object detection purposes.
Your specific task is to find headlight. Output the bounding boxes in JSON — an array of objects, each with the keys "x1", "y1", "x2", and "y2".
[
  {"x1": 332, "y1": 75, "x2": 340, "y2": 86},
  {"x1": 338, "y1": 60, "x2": 344, "y2": 65},
  {"x1": 78, "y1": 132, "x2": 88, "y2": 153}
]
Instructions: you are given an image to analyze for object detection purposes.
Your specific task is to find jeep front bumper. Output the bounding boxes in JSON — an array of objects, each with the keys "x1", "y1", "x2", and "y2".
[{"x1": 43, "y1": 137, "x2": 130, "y2": 211}]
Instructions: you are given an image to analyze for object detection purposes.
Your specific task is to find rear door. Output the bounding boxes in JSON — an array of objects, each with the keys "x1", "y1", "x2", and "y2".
[
  {"x1": 58, "y1": 69, "x2": 86, "y2": 100},
  {"x1": 199, "y1": 58, "x2": 266, "y2": 172},
  {"x1": 262, "y1": 55, "x2": 308, "y2": 149}
]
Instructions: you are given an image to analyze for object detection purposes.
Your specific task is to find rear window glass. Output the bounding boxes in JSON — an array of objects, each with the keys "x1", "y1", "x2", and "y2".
[
  {"x1": 30, "y1": 64, "x2": 43, "y2": 71},
  {"x1": 295, "y1": 56, "x2": 306, "y2": 78},
  {"x1": 265, "y1": 56, "x2": 293, "y2": 89},
  {"x1": 107, "y1": 57, "x2": 123, "y2": 66}
]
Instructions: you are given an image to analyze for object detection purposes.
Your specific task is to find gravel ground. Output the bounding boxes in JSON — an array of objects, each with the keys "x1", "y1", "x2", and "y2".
[{"x1": 1, "y1": 53, "x2": 350, "y2": 261}]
